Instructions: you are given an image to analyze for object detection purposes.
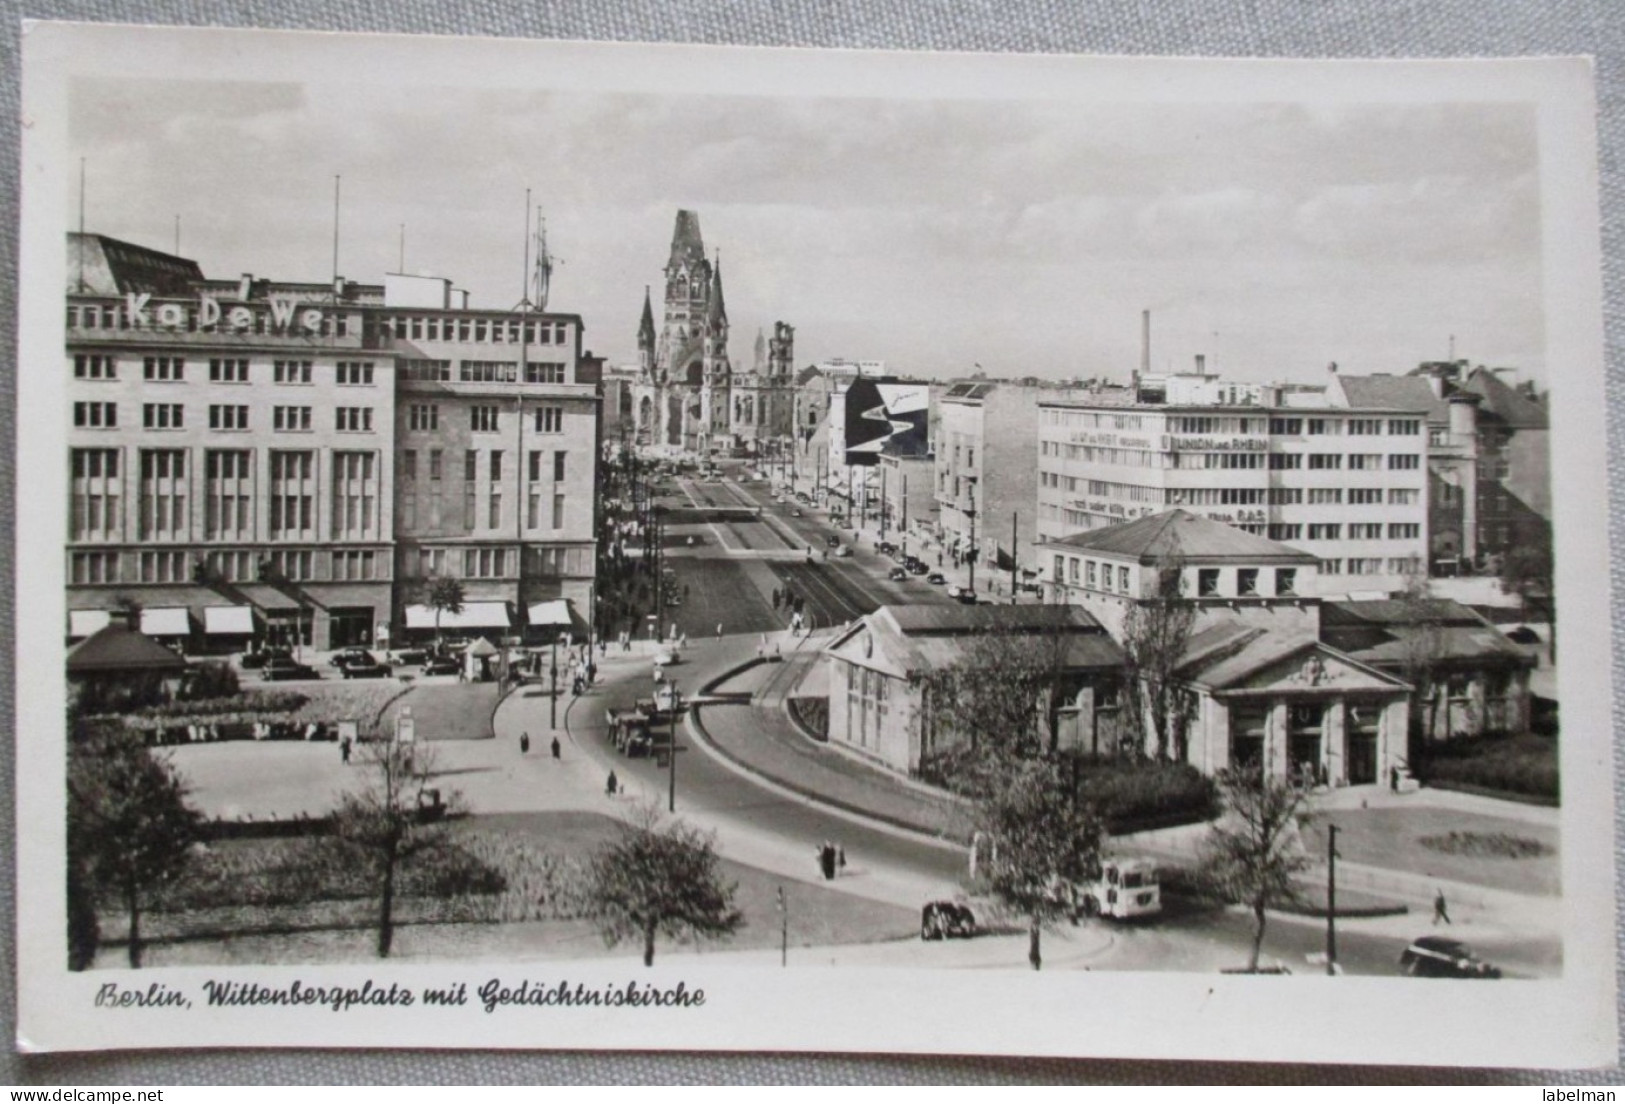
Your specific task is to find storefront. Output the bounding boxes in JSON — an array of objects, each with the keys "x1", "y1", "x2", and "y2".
[{"x1": 203, "y1": 605, "x2": 256, "y2": 655}]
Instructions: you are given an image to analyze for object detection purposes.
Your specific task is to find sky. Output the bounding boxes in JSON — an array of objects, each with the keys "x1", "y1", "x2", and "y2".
[{"x1": 67, "y1": 78, "x2": 1546, "y2": 387}]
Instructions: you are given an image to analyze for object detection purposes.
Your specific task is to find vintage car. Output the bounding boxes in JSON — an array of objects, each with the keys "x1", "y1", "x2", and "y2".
[
  {"x1": 261, "y1": 656, "x2": 319, "y2": 681},
  {"x1": 920, "y1": 901, "x2": 978, "y2": 941},
  {"x1": 1399, "y1": 936, "x2": 1502, "y2": 979}
]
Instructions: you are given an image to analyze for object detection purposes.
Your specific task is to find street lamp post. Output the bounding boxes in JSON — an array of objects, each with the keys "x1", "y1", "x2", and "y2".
[
  {"x1": 549, "y1": 636, "x2": 559, "y2": 728},
  {"x1": 966, "y1": 478, "x2": 979, "y2": 593},
  {"x1": 667, "y1": 682, "x2": 680, "y2": 813},
  {"x1": 1326, "y1": 824, "x2": 1340, "y2": 976}
]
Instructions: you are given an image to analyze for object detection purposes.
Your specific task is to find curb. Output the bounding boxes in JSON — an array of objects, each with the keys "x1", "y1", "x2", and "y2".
[{"x1": 685, "y1": 699, "x2": 971, "y2": 849}]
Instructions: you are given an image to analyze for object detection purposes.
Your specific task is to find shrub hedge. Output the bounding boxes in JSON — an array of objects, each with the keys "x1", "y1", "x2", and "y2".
[
  {"x1": 1414, "y1": 734, "x2": 1558, "y2": 802},
  {"x1": 1076, "y1": 760, "x2": 1219, "y2": 834}
]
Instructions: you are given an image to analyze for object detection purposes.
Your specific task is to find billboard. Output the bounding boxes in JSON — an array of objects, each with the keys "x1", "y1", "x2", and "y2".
[{"x1": 842, "y1": 378, "x2": 929, "y2": 466}]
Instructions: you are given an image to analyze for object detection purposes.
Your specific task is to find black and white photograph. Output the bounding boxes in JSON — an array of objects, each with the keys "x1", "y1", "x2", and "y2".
[{"x1": 14, "y1": 24, "x2": 1618, "y2": 1066}]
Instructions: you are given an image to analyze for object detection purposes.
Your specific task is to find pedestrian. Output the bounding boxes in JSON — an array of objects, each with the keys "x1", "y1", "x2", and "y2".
[
  {"x1": 772, "y1": 588, "x2": 781, "y2": 611},
  {"x1": 606, "y1": 769, "x2": 618, "y2": 796},
  {"x1": 551, "y1": 736, "x2": 561, "y2": 760},
  {"x1": 340, "y1": 737, "x2": 352, "y2": 764},
  {"x1": 1433, "y1": 889, "x2": 1452, "y2": 925},
  {"x1": 837, "y1": 844, "x2": 846, "y2": 874},
  {"x1": 818, "y1": 841, "x2": 837, "y2": 881},
  {"x1": 520, "y1": 732, "x2": 530, "y2": 755},
  {"x1": 774, "y1": 642, "x2": 782, "y2": 661}
]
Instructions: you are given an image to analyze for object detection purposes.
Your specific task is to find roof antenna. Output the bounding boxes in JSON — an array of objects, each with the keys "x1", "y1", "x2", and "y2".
[
  {"x1": 76, "y1": 158, "x2": 86, "y2": 291},
  {"x1": 330, "y1": 174, "x2": 342, "y2": 296},
  {"x1": 519, "y1": 189, "x2": 532, "y2": 312}
]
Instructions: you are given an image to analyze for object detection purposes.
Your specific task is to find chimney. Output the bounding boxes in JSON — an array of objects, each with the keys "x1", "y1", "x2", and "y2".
[
  {"x1": 333, "y1": 275, "x2": 346, "y2": 298},
  {"x1": 1141, "y1": 310, "x2": 1151, "y2": 376},
  {"x1": 238, "y1": 273, "x2": 254, "y2": 300},
  {"x1": 1195, "y1": 353, "x2": 1206, "y2": 375}
]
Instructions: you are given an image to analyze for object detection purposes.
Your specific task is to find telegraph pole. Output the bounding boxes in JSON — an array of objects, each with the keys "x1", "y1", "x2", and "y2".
[
  {"x1": 901, "y1": 475, "x2": 909, "y2": 560},
  {"x1": 967, "y1": 479, "x2": 978, "y2": 593}
]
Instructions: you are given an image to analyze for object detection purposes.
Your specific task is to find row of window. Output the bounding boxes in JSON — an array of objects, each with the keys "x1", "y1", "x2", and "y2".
[
  {"x1": 1267, "y1": 417, "x2": 1422, "y2": 436},
  {"x1": 404, "y1": 403, "x2": 567, "y2": 434},
  {"x1": 73, "y1": 401, "x2": 377, "y2": 433},
  {"x1": 1321, "y1": 557, "x2": 1423, "y2": 576},
  {"x1": 373, "y1": 315, "x2": 571, "y2": 346},
  {"x1": 68, "y1": 547, "x2": 387, "y2": 585},
  {"x1": 1264, "y1": 523, "x2": 1422, "y2": 542},
  {"x1": 72, "y1": 355, "x2": 379, "y2": 386}
]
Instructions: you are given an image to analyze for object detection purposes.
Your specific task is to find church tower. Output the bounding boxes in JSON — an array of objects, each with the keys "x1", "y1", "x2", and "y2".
[{"x1": 638, "y1": 209, "x2": 733, "y2": 454}]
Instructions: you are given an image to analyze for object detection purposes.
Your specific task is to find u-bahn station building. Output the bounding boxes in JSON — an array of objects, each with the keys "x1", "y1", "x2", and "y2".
[{"x1": 64, "y1": 233, "x2": 601, "y2": 653}]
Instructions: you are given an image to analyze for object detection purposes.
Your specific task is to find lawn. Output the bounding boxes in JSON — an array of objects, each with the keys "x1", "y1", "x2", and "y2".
[
  {"x1": 1300, "y1": 806, "x2": 1560, "y2": 897},
  {"x1": 89, "y1": 810, "x2": 918, "y2": 969}
]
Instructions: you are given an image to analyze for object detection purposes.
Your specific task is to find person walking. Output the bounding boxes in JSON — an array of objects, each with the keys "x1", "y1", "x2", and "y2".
[
  {"x1": 606, "y1": 769, "x2": 618, "y2": 797},
  {"x1": 1433, "y1": 889, "x2": 1452, "y2": 925},
  {"x1": 520, "y1": 732, "x2": 530, "y2": 755},
  {"x1": 340, "y1": 736, "x2": 352, "y2": 765},
  {"x1": 551, "y1": 736, "x2": 561, "y2": 760}
]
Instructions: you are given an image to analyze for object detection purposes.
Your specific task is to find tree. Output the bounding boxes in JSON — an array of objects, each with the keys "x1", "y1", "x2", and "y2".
[
  {"x1": 330, "y1": 737, "x2": 461, "y2": 958},
  {"x1": 916, "y1": 617, "x2": 1077, "y2": 792},
  {"x1": 1394, "y1": 573, "x2": 1450, "y2": 748},
  {"x1": 585, "y1": 804, "x2": 743, "y2": 967},
  {"x1": 424, "y1": 575, "x2": 466, "y2": 648},
  {"x1": 67, "y1": 719, "x2": 203, "y2": 968},
  {"x1": 1121, "y1": 547, "x2": 1199, "y2": 762},
  {"x1": 1200, "y1": 767, "x2": 1314, "y2": 973},
  {"x1": 973, "y1": 760, "x2": 1105, "y2": 971},
  {"x1": 1500, "y1": 542, "x2": 1555, "y2": 662}
]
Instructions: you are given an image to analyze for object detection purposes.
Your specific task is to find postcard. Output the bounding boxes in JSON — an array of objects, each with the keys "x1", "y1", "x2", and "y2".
[{"x1": 15, "y1": 22, "x2": 1616, "y2": 1066}]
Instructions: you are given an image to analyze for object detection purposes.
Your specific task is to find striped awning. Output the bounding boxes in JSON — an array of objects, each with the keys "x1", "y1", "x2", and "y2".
[{"x1": 204, "y1": 606, "x2": 255, "y2": 635}]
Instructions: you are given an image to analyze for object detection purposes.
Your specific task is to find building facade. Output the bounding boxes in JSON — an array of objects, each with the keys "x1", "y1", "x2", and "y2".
[
  {"x1": 936, "y1": 380, "x2": 1078, "y2": 580},
  {"x1": 1035, "y1": 391, "x2": 1430, "y2": 596},
  {"x1": 65, "y1": 233, "x2": 600, "y2": 652}
]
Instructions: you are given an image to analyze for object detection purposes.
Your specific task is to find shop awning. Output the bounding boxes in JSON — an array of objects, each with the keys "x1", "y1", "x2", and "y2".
[
  {"x1": 204, "y1": 606, "x2": 256, "y2": 635},
  {"x1": 403, "y1": 602, "x2": 512, "y2": 631},
  {"x1": 140, "y1": 607, "x2": 193, "y2": 637},
  {"x1": 526, "y1": 599, "x2": 589, "y2": 633},
  {"x1": 68, "y1": 609, "x2": 111, "y2": 639}
]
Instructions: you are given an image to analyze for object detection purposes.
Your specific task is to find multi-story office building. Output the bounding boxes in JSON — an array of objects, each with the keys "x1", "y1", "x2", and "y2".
[
  {"x1": 1035, "y1": 384, "x2": 1430, "y2": 596},
  {"x1": 936, "y1": 379, "x2": 1081, "y2": 579},
  {"x1": 64, "y1": 234, "x2": 600, "y2": 652}
]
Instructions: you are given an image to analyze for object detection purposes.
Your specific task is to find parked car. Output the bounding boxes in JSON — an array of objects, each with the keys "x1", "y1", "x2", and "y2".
[
  {"x1": 946, "y1": 583, "x2": 964, "y2": 598},
  {"x1": 1399, "y1": 937, "x2": 1502, "y2": 979},
  {"x1": 887, "y1": 566, "x2": 909, "y2": 581},
  {"x1": 240, "y1": 647, "x2": 290, "y2": 670},
  {"x1": 920, "y1": 901, "x2": 977, "y2": 941},
  {"x1": 422, "y1": 655, "x2": 461, "y2": 677},
  {"x1": 387, "y1": 648, "x2": 429, "y2": 666},
  {"x1": 834, "y1": 545, "x2": 853, "y2": 558},
  {"x1": 877, "y1": 540, "x2": 897, "y2": 556},
  {"x1": 825, "y1": 534, "x2": 842, "y2": 548},
  {"x1": 261, "y1": 656, "x2": 319, "y2": 681},
  {"x1": 927, "y1": 572, "x2": 947, "y2": 585},
  {"x1": 791, "y1": 508, "x2": 803, "y2": 518},
  {"x1": 956, "y1": 590, "x2": 981, "y2": 605},
  {"x1": 330, "y1": 647, "x2": 375, "y2": 669},
  {"x1": 341, "y1": 654, "x2": 393, "y2": 679}
]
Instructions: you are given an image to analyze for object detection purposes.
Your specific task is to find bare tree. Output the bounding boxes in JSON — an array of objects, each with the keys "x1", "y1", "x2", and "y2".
[
  {"x1": 67, "y1": 719, "x2": 202, "y2": 968},
  {"x1": 1201, "y1": 767, "x2": 1314, "y2": 973},
  {"x1": 585, "y1": 803, "x2": 743, "y2": 966},
  {"x1": 1121, "y1": 546, "x2": 1199, "y2": 762},
  {"x1": 329, "y1": 737, "x2": 461, "y2": 958},
  {"x1": 974, "y1": 760, "x2": 1105, "y2": 971}
]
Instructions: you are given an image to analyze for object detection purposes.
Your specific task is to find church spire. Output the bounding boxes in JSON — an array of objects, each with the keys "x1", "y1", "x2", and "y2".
[
  {"x1": 637, "y1": 285, "x2": 655, "y2": 350},
  {"x1": 707, "y1": 252, "x2": 727, "y2": 327},
  {"x1": 669, "y1": 209, "x2": 706, "y2": 271}
]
